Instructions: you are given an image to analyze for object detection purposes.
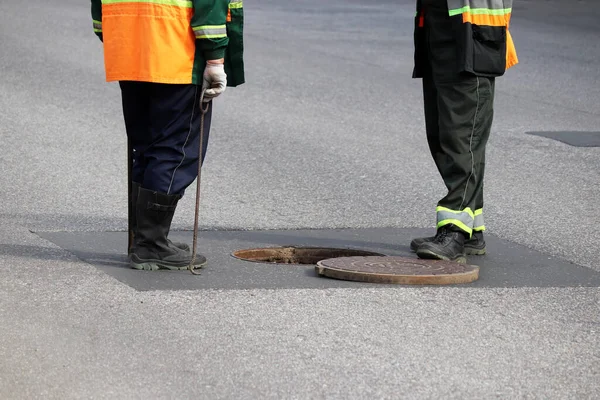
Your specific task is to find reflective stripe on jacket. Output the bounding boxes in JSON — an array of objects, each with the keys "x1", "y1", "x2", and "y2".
[
  {"x1": 91, "y1": 0, "x2": 244, "y2": 86},
  {"x1": 413, "y1": 0, "x2": 518, "y2": 78}
]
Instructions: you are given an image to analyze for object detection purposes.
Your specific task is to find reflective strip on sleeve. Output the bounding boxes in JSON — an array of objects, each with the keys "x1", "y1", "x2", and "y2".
[
  {"x1": 461, "y1": 11, "x2": 510, "y2": 26},
  {"x1": 447, "y1": 0, "x2": 512, "y2": 14},
  {"x1": 101, "y1": 0, "x2": 193, "y2": 7},
  {"x1": 436, "y1": 206, "x2": 475, "y2": 236},
  {"x1": 447, "y1": 0, "x2": 512, "y2": 26},
  {"x1": 93, "y1": 19, "x2": 102, "y2": 33},
  {"x1": 193, "y1": 25, "x2": 227, "y2": 39},
  {"x1": 473, "y1": 209, "x2": 485, "y2": 232},
  {"x1": 448, "y1": 6, "x2": 511, "y2": 16},
  {"x1": 229, "y1": 0, "x2": 243, "y2": 9}
]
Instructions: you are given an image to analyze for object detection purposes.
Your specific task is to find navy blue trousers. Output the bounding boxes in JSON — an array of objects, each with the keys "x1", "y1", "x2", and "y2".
[{"x1": 120, "y1": 81, "x2": 212, "y2": 196}]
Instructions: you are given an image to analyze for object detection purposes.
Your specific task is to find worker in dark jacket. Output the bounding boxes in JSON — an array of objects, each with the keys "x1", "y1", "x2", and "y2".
[
  {"x1": 91, "y1": 0, "x2": 244, "y2": 270},
  {"x1": 410, "y1": 0, "x2": 518, "y2": 262}
]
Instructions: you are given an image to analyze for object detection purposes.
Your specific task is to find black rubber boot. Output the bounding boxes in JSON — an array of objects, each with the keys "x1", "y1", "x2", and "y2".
[
  {"x1": 416, "y1": 226, "x2": 467, "y2": 263},
  {"x1": 130, "y1": 188, "x2": 206, "y2": 271},
  {"x1": 131, "y1": 182, "x2": 190, "y2": 252},
  {"x1": 410, "y1": 231, "x2": 486, "y2": 255}
]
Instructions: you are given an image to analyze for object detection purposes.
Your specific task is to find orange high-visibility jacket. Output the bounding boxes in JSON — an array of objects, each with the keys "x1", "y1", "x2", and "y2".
[
  {"x1": 413, "y1": 0, "x2": 518, "y2": 78},
  {"x1": 91, "y1": 0, "x2": 244, "y2": 86}
]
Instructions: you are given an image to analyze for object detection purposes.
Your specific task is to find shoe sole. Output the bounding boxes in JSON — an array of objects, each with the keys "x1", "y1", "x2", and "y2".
[
  {"x1": 131, "y1": 263, "x2": 205, "y2": 271},
  {"x1": 416, "y1": 249, "x2": 467, "y2": 264},
  {"x1": 465, "y1": 247, "x2": 486, "y2": 256},
  {"x1": 411, "y1": 242, "x2": 486, "y2": 256},
  {"x1": 130, "y1": 258, "x2": 207, "y2": 271}
]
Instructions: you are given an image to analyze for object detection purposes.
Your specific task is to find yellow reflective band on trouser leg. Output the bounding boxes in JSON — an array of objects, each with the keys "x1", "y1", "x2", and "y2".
[
  {"x1": 473, "y1": 209, "x2": 485, "y2": 232},
  {"x1": 437, "y1": 220, "x2": 473, "y2": 237},
  {"x1": 436, "y1": 206, "x2": 474, "y2": 237}
]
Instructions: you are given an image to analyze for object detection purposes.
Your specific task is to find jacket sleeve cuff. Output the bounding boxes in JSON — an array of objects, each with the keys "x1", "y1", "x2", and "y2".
[{"x1": 203, "y1": 48, "x2": 226, "y2": 61}]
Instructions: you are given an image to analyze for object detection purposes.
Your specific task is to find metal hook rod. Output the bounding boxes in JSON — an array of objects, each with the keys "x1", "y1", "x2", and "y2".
[{"x1": 189, "y1": 89, "x2": 210, "y2": 275}]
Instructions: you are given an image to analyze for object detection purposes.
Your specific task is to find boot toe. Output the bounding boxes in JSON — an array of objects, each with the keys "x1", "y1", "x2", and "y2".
[
  {"x1": 410, "y1": 236, "x2": 436, "y2": 252},
  {"x1": 416, "y1": 243, "x2": 466, "y2": 264},
  {"x1": 409, "y1": 239, "x2": 422, "y2": 252},
  {"x1": 168, "y1": 239, "x2": 190, "y2": 252}
]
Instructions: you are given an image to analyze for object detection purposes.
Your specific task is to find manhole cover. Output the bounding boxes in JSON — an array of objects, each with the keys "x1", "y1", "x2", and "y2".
[
  {"x1": 316, "y1": 256, "x2": 479, "y2": 285},
  {"x1": 232, "y1": 247, "x2": 385, "y2": 265}
]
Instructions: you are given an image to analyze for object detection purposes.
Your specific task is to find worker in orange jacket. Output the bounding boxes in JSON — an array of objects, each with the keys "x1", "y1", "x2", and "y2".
[{"x1": 91, "y1": 0, "x2": 244, "y2": 271}]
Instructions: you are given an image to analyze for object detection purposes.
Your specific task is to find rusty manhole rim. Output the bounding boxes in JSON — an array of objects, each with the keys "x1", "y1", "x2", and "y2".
[{"x1": 231, "y1": 246, "x2": 386, "y2": 265}]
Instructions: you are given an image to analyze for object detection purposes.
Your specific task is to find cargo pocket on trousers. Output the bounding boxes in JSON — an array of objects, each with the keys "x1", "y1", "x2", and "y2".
[{"x1": 472, "y1": 25, "x2": 507, "y2": 76}]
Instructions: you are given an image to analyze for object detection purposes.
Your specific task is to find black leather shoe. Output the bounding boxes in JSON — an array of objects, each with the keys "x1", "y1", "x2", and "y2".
[
  {"x1": 416, "y1": 226, "x2": 467, "y2": 263},
  {"x1": 410, "y1": 235, "x2": 436, "y2": 252},
  {"x1": 411, "y1": 231, "x2": 486, "y2": 255}
]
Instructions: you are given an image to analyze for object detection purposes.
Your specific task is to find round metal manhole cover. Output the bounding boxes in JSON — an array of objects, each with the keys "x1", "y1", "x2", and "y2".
[
  {"x1": 316, "y1": 256, "x2": 479, "y2": 285},
  {"x1": 232, "y1": 247, "x2": 385, "y2": 265}
]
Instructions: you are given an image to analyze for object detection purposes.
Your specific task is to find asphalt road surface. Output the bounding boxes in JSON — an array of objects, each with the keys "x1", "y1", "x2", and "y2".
[{"x1": 1, "y1": 0, "x2": 599, "y2": 398}]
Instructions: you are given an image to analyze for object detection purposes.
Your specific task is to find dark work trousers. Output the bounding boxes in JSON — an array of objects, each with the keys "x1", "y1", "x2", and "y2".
[
  {"x1": 119, "y1": 81, "x2": 212, "y2": 196},
  {"x1": 422, "y1": 4, "x2": 494, "y2": 235}
]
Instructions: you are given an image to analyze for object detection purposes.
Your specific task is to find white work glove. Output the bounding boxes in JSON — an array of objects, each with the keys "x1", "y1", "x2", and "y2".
[{"x1": 202, "y1": 62, "x2": 227, "y2": 102}]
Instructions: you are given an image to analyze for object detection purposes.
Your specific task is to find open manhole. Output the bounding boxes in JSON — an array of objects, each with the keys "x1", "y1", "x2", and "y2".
[{"x1": 232, "y1": 247, "x2": 385, "y2": 265}]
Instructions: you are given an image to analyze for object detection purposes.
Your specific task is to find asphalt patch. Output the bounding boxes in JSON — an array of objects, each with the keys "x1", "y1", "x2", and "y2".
[
  {"x1": 37, "y1": 228, "x2": 600, "y2": 291},
  {"x1": 526, "y1": 131, "x2": 600, "y2": 147}
]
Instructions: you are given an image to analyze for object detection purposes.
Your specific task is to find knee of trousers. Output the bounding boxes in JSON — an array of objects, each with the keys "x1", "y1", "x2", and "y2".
[{"x1": 143, "y1": 146, "x2": 203, "y2": 196}]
